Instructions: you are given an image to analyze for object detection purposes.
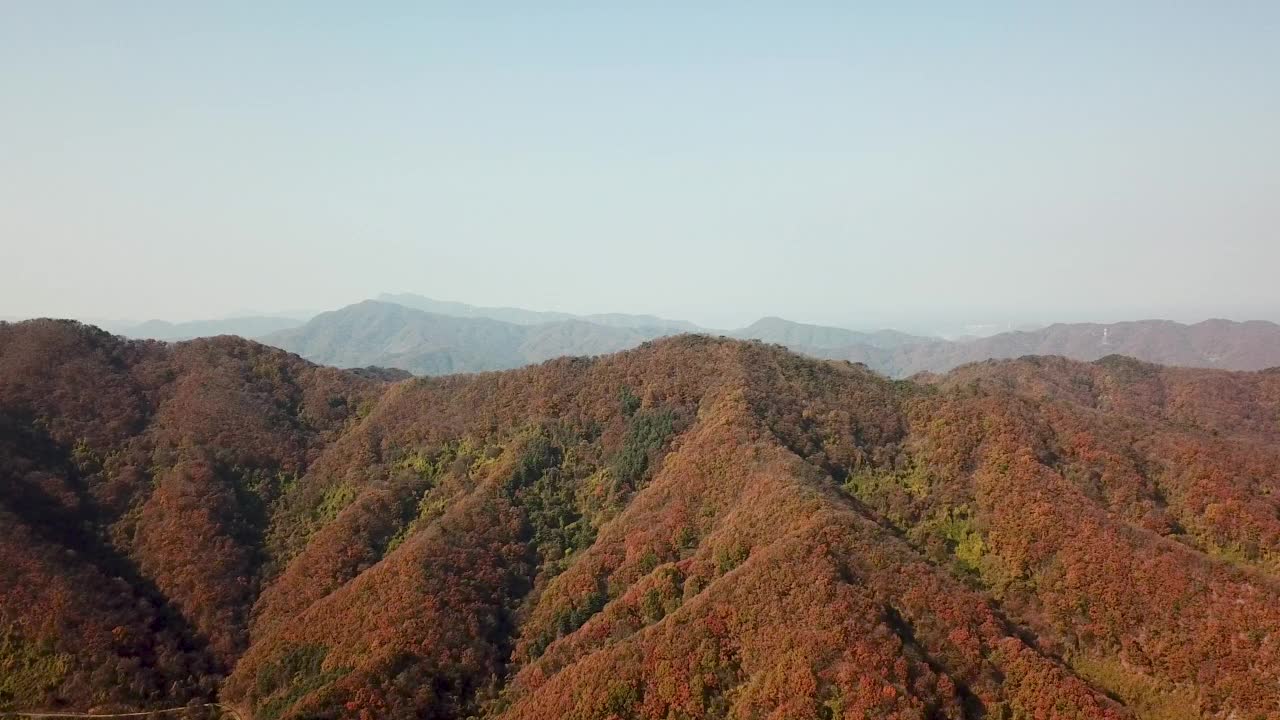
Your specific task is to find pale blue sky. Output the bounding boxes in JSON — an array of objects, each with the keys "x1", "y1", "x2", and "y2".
[{"x1": 2, "y1": 3, "x2": 1277, "y2": 330}]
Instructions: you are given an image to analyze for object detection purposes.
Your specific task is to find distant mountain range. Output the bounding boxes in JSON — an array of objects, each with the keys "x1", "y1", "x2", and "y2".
[
  {"x1": 119, "y1": 315, "x2": 305, "y2": 341},
  {"x1": 796, "y1": 318, "x2": 1280, "y2": 376},
  {"x1": 729, "y1": 316, "x2": 933, "y2": 351},
  {"x1": 18, "y1": 295, "x2": 1280, "y2": 376},
  {"x1": 263, "y1": 301, "x2": 678, "y2": 376},
  {"x1": 263, "y1": 299, "x2": 1280, "y2": 377},
  {"x1": 378, "y1": 292, "x2": 701, "y2": 332}
]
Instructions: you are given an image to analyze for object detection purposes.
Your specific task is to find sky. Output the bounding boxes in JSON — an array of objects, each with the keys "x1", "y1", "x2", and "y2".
[{"x1": 2, "y1": 2, "x2": 1277, "y2": 332}]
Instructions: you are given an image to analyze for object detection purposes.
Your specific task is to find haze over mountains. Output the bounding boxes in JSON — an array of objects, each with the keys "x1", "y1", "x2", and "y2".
[
  {"x1": 378, "y1": 293, "x2": 701, "y2": 332},
  {"x1": 119, "y1": 316, "x2": 306, "y2": 342},
  {"x1": 4, "y1": 319, "x2": 1280, "y2": 718},
  {"x1": 269, "y1": 297, "x2": 1280, "y2": 378},
  {"x1": 791, "y1": 318, "x2": 1280, "y2": 377},
  {"x1": 76, "y1": 294, "x2": 1280, "y2": 379},
  {"x1": 262, "y1": 300, "x2": 674, "y2": 376},
  {"x1": 730, "y1": 316, "x2": 933, "y2": 351}
]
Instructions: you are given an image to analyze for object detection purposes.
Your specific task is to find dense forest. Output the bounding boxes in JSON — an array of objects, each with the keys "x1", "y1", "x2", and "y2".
[{"x1": 3, "y1": 319, "x2": 1280, "y2": 719}]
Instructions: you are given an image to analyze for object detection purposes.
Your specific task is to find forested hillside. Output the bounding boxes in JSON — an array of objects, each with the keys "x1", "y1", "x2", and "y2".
[{"x1": 3, "y1": 319, "x2": 1280, "y2": 719}]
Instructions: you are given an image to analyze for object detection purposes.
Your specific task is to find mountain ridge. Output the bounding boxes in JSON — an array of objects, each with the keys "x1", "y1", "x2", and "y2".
[
  {"x1": 262, "y1": 300, "x2": 677, "y2": 376},
  {"x1": 730, "y1": 315, "x2": 931, "y2": 351},
  {"x1": 22, "y1": 296, "x2": 1280, "y2": 379},
  {"x1": 3, "y1": 319, "x2": 1280, "y2": 718},
  {"x1": 377, "y1": 292, "x2": 702, "y2": 332},
  {"x1": 261, "y1": 299, "x2": 1280, "y2": 379},
  {"x1": 121, "y1": 316, "x2": 305, "y2": 341},
  {"x1": 805, "y1": 316, "x2": 1280, "y2": 376}
]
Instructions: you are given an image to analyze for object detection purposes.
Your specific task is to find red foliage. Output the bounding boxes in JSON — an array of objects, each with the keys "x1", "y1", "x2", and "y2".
[{"x1": 3, "y1": 321, "x2": 1280, "y2": 718}]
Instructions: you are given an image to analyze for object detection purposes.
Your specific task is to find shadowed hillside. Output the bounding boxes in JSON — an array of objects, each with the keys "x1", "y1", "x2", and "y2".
[{"x1": 4, "y1": 319, "x2": 1280, "y2": 719}]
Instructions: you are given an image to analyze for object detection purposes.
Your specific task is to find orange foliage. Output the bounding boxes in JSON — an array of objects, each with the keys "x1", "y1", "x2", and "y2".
[{"x1": 3, "y1": 321, "x2": 1280, "y2": 718}]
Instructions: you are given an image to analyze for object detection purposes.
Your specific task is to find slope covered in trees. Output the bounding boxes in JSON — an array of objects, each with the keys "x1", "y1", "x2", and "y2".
[{"x1": 3, "y1": 319, "x2": 1280, "y2": 719}]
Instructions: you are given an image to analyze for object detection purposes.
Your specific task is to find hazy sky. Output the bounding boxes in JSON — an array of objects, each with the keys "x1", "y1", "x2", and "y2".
[{"x1": 2, "y1": 3, "x2": 1277, "y2": 330}]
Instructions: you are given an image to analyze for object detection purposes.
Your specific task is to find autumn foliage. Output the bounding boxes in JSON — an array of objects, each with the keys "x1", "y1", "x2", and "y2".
[{"x1": 2, "y1": 319, "x2": 1280, "y2": 719}]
